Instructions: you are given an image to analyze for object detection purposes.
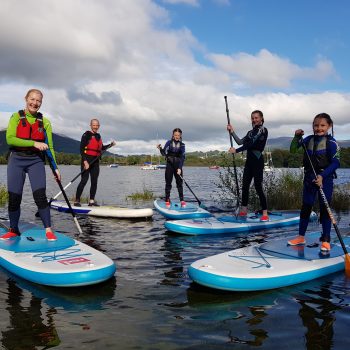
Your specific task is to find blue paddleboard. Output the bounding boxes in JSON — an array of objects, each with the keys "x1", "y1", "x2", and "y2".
[
  {"x1": 154, "y1": 199, "x2": 211, "y2": 219},
  {"x1": 0, "y1": 221, "x2": 116, "y2": 287},
  {"x1": 165, "y1": 210, "x2": 308, "y2": 235},
  {"x1": 188, "y1": 231, "x2": 349, "y2": 291}
]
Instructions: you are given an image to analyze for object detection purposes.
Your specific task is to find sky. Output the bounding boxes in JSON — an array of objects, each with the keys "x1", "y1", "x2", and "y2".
[{"x1": 1, "y1": 0, "x2": 350, "y2": 155}]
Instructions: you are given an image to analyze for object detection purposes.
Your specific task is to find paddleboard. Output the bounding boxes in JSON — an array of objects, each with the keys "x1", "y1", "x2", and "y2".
[
  {"x1": 0, "y1": 221, "x2": 116, "y2": 287},
  {"x1": 50, "y1": 200, "x2": 153, "y2": 218},
  {"x1": 165, "y1": 210, "x2": 308, "y2": 235},
  {"x1": 154, "y1": 199, "x2": 212, "y2": 220},
  {"x1": 188, "y1": 232, "x2": 350, "y2": 291}
]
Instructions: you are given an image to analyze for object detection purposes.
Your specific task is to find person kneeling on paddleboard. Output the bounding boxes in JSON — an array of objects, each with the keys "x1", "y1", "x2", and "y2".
[
  {"x1": 227, "y1": 110, "x2": 269, "y2": 222},
  {"x1": 157, "y1": 128, "x2": 186, "y2": 208},
  {"x1": 74, "y1": 119, "x2": 116, "y2": 207},
  {"x1": 288, "y1": 113, "x2": 340, "y2": 253},
  {"x1": 1, "y1": 89, "x2": 61, "y2": 241}
]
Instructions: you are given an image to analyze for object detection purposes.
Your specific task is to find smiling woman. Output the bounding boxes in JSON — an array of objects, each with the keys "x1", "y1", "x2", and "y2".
[{"x1": 1, "y1": 89, "x2": 60, "y2": 241}]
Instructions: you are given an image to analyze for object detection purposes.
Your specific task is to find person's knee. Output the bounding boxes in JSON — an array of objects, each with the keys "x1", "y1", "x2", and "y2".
[
  {"x1": 8, "y1": 192, "x2": 22, "y2": 211},
  {"x1": 33, "y1": 188, "x2": 49, "y2": 209}
]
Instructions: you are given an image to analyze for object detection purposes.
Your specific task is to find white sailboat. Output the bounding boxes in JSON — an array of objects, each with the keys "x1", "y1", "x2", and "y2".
[
  {"x1": 264, "y1": 148, "x2": 274, "y2": 172},
  {"x1": 141, "y1": 155, "x2": 158, "y2": 170},
  {"x1": 109, "y1": 154, "x2": 119, "y2": 168}
]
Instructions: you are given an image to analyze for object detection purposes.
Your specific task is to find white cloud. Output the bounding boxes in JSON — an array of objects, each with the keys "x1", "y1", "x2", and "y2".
[
  {"x1": 162, "y1": 0, "x2": 199, "y2": 6},
  {"x1": 208, "y1": 49, "x2": 337, "y2": 88}
]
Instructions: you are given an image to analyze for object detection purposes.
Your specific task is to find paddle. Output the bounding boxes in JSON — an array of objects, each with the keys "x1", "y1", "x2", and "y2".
[
  {"x1": 224, "y1": 96, "x2": 240, "y2": 212},
  {"x1": 45, "y1": 150, "x2": 83, "y2": 235},
  {"x1": 301, "y1": 137, "x2": 350, "y2": 275},
  {"x1": 178, "y1": 173, "x2": 204, "y2": 208},
  {"x1": 0, "y1": 221, "x2": 10, "y2": 231},
  {"x1": 35, "y1": 143, "x2": 114, "y2": 217}
]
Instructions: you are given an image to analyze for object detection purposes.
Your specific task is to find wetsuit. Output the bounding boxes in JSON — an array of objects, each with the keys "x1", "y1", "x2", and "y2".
[
  {"x1": 230, "y1": 125, "x2": 268, "y2": 210},
  {"x1": 290, "y1": 134, "x2": 340, "y2": 242},
  {"x1": 75, "y1": 131, "x2": 111, "y2": 202},
  {"x1": 6, "y1": 111, "x2": 57, "y2": 232},
  {"x1": 159, "y1": 140, "x2": 186, "y2": 201}
]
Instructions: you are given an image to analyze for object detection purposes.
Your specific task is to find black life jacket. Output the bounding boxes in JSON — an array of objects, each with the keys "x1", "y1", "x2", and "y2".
[
  {"x1": 167, "y1": 140, "x2": 184, "y2": 158},
  {"x1": 303, "y1": 135, "x2": 331, "y2": 173}
]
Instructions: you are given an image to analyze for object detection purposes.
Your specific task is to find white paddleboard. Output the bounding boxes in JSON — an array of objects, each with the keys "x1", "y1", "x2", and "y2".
[{"x1": 50, "y1": 200, "x2": 153, "y2": 218}]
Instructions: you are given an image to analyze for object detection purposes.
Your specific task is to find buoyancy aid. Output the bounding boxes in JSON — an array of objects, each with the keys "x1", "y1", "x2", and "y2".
[
  {"x1": 16, "y1": 110, "x2": 45, "y2": 141},
  {"x1": 12, "y1": 110, "x2": 46, "y2": 153},
  {"x1": 84, "y1": 131, "x2": 103, "y2": 156},
  {"x1": 167, "y1": 140, "x2": 184, "y2": 157},
  {"x1": 303, "y1": 135, "x2": 331, "y2": 173}
]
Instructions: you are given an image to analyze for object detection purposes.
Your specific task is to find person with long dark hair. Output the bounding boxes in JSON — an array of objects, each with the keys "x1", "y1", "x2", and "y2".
[
  {"x1": 288, "y1": 113, "x2": 340, "y2": 252},
  {"x1": 157, "y1": 128, "x2": 186, "y2": 207},
  {"x1": 227, "y1": 110, "x2": 269, "y2": 221}
]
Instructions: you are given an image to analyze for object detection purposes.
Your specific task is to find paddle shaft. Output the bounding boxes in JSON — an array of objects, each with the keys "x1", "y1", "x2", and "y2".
[
  {"x1": 301, "y1": 139, "x2": 349, "y2": 255},
  {"x1": 224, "y1": 96, "x2": 240, "y2": 208},
  {"x1": 0, "y1": 221, "x2": 9, "y2": 231},
  {"x1": 51, "y1": 144, "x2": 113, "y2": 201},
  {"x1": 162, "y1": 153, "x2": 202, "y2": 206},
  {"x1": 179, "y1": 174, "x2": 201, "y2": 206},
  {"x1": 46, "y1": 152, "x2": 83, "y2": 235}
]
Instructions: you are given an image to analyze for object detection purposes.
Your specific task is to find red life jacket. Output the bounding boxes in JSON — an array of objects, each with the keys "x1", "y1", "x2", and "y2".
[
  {"x1": 84, "y1": 132, "x2": 103, "y2": 156},
  {"x1": 16, "y1": 110, "x2": 45, "y2": 142}
]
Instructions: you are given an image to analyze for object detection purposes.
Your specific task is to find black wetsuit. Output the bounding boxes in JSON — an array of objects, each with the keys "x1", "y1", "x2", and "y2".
[
  {"x1": 231, "y1": 125, "x2": 268, "y2": 210},
  {"x1": 159, "y1": 139, "x2": 186, "y2": 201},
  {"x1": 75, "y1": 132, "x2": 110, "y2": 202}
]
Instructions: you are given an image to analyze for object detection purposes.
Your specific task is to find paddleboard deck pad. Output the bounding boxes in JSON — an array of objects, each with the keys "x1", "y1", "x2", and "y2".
[
  {"x1": 188, "y1": 232, "x2": 350, "y2": 291},
  {"x1": 50, "y1": 200, "x2": 153, "y2": 218},
  {"x1": 0, "y1": 221, "x2": 116, "y2": 287},
  {"x1": 165, "y1": 210, "x2": 306, "y2": 235},
  {"x1": 154, "y1": 199, "x2": 212, "y2": 220}
]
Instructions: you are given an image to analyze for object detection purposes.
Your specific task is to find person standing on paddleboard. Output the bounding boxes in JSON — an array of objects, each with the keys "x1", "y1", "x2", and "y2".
[
  {"x1": 1, "y1": 89, "x2": 60, "y2": 241},
  {"x1": 157, "y1": 128, "x2": 186, "y2": 208},
  {"x1": 74, "y1": 119, "x2": 116, "y2": 207},
  {"x1": 227, "y1": 110, "x2": 269, "y2": 221},
  {"x1": 288, "y1": 113, "x2": 340, "y2": 252}
]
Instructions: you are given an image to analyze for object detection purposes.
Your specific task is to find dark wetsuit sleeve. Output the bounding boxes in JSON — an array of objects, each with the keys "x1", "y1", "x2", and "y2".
[
  {"x1": 230, "y1": 130, "x2": 244, "y2": 145},
  {"x1": 80, "y1": 133, "x2": 89, "y2": 162},
  {"x1": 179, "y1": 142, "x2": 185, "y2": 169},
  {"x1": 160, "y1": 140, "x2": 171, "y2": 157},
  {"x1": 102, "y1": 142, "x2": 111, "y2": 151},
  {"x1": 321, "y1": 139, "x2": 340, "y2": 179},
  {"x1": 236, "y1": 127, "x2": 268, "y2": 154}
]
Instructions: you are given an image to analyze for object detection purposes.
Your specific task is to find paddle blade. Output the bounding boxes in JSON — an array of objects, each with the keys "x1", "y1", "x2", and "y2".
[{"x1": 345, "y1": 254, "x2": 350, "y2": 277}]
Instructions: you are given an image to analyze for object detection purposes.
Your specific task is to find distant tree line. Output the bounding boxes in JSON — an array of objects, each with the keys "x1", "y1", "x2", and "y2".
[{"x1": 1, "y1": 148, "x2": 350, "y2": 167}]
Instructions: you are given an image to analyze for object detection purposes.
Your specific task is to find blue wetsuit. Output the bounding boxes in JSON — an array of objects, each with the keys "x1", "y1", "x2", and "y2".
[
  {"x1": 291, "y1": 134, "x2": 340, "y2": 242},
  {"x1": 159, "y1": 140, "x2": 186, "y2": 201}
]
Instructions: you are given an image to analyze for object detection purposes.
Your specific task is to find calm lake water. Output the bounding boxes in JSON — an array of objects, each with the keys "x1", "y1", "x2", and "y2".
[{"x1": 0, "y1": 165, "x2": 350, "y2": 350}]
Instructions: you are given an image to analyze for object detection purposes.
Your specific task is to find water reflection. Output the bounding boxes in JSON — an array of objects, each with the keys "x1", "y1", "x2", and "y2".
[
  {"x1": 0, "y1": 267, "x2": 117, "y2": 349},
  {"x1": 2, "y1": 278, "x2": 60, "y2": 349},
  {"x1": 186, "y1": 274, "x2": 349, "y2": 348},
  {"x1": 295, "y1": 282, "x2": 340, "y2": 350}
]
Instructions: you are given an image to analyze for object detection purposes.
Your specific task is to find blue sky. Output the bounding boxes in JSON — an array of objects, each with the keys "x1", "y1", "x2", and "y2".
[{"x1": 0, "y1": 0, "x2": 349, "y2": 154}]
